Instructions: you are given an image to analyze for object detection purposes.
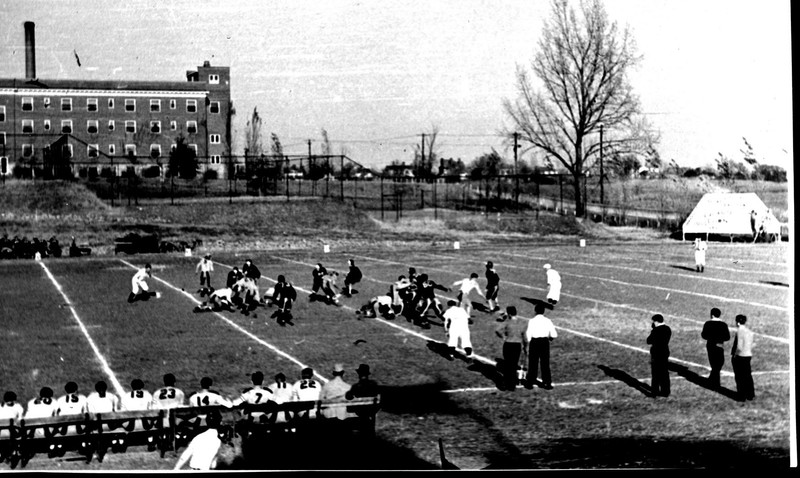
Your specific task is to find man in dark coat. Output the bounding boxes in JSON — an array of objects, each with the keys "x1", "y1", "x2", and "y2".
[
  {"x1": 701, "y1": 307, "x2": 731, "y2": 388},
  {"x1": 646, "y1": 314, "x2": 672, "y2": 397}
]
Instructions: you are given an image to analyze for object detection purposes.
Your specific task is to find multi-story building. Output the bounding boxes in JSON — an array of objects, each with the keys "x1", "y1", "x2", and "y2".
[{"x1": 0, "y1": 22, "x2": 231, "y2": 179}]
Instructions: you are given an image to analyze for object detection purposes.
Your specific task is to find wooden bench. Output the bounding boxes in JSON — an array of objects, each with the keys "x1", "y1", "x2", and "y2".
[
  {"x1": 90, "y1": 409, "x2": 168, "y2": 461},
  {"x1": 16, "y1": 413, "x2": 95, "y2": 466}
]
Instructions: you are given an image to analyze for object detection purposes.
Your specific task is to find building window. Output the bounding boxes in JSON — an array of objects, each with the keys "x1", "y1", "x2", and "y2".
[
  {"x1": 187, "y1": 121, "x2": 197, "y2": 134},
  {"x1": 87, "y1": 120, "x2": 99, "y2": 134},
  {"x1": 61, "y1": 120, "x2": 73, "y2": 134},
  {"x1": 125, "y1": 120, "x2": 136, "y2": 133},
  {"x1": 170, "y1": 143, "x2": 177, "y2": 153},
  {"x1": 124, "y1": 144, "x2": 136, "y2": 157},
  {"x1": 209, "y1": 101, "x2": 220, "y2": 114},
  {"x1": 22, "y1": 119, "x2": 34, "y2": 134},
  {"x1": 150, "y1": 99, "x2": 161, "y2": 112},
  {"x1": 108, "y1": 98, "x2": 115, "y2": 109},
  {"x1": 209, "y1": 134, "x2": 221, "y2": 144},
  {"x1": 88, "y1": 144, "x2": 99, "y2": 158},
  {"x1": 170, "y1": 99, "x2": 177, "y2": 109},
  {"x1": 108, "y1": 144, "x2": 116, "y2": 155},
  {"x1": 125, "y1": 99, "x2": 136, "y2": 112},
  {"x1": 170, "y1": 120, "x2": 177, "y2": 131},
  {"x1": 108, "y1": 120, "x2": 115, "y2": 131},
  {"x1": 62, "y1": 98, "x2": 72, "y2": 111},
  {"x1": 87, "y1": 98, "x2": 98, "y2": 112},
  {"x1": 0, "y1": 106, "x2": 5, "y2": 122},
  {"x1": 189, "y1": 144, "x2": 198, "y2": 154},
  {"x1": 0, "y1": 156, "x2": 7, "y2": 175},
  {"x1": 187, "y1": 99, "x2": 197, "y2": 113},
  {"x1": 22, "y1": 97, "x2": 34, "y2": 111},
  {"x1": 44, "y1": 119, "x2": 51, "y2": 131},
  {"x1": 208, "y1": 74, "x2": 220, "y2": 84},
  {"x1": 150, "y1": 121, "x2": 161, "y2": 134},
  {"x1": 62, "y1": 144, "x2": 73, "y2": 158},
  {"x1": 43, "y1": 97, "x2": 51, "y2": 108},
  {"x1": 210, "y1": 155, "x2": 221, "y2": 164},
  {"x1": 150, "y1": 144, "x2": 161, "y2": 159},
  {"x1": 22, "y1": 144, "x2": 34, "y2": 158}
]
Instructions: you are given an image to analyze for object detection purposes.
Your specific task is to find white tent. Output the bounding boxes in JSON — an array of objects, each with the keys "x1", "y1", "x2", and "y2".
[{"x1": 682, "y1": 192, "x2": 781, "y2": 240}]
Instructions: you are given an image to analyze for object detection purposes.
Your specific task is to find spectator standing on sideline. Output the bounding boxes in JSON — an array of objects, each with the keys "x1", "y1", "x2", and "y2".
[
  {"x1": 343, "y1": 259, "x2": 362, "y2": 297},
  {"x1": 694, "y1": 238, "x2": 707, "y2": 273},
  {"x1": 346, "y1": 364, "x2": 379, "y2": 399},
  {"x1": 701, "y1": 307, "x2": 730, "y2": 388},
  {"x1": 646, "y1": 314, "x2": 672, "y2": 397},
  {"x1": 173, "y1": 409, "x2": 225, "y2": 471},
  {"x1": 226, "y1": 266, "x2": 244, "y2": 289},
  {"x1": 319, "y1": 364, "x2": 352, "y2": 419},
  {"x1": 523, "y1": 303, "x2": 557, "y2": 390},
  {"x1": 543, "y1": 264, "x2": 561, "y2": 305},
  {"x1": 485, "y1": 261, "x2": 501, "y2": 313},
  {"x1": 151, "y1": 373, "x2": 186, "y2": 410},
  {"x1": 731, "y1": 314, "x2": 755, "y2": 401},
  {"x1": 443, "y1": 300, "x2": 473, "y2": 359},
  {"x1": 196, "y1": 254, "x2": 214, "y2": 295},
  {"x1": 495, "y1": 306, "x2": 528, "y2": 391},
  {"x1": 86, "y1": 380, "x2": 120, "y2": 413}
]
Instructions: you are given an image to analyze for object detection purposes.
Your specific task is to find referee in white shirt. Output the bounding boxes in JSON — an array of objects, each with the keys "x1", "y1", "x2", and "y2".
[
  {"x1": 174, "y1": 410, "x2": 225, "y2": 470},
  {"x1": 524, "y1": 303, "x2": 557, "y2": 390}
]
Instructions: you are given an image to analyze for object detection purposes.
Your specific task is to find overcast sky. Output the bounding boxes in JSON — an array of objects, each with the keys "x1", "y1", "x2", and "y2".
[{"x1": 0, "y1": 0, "x2": 792, "y2": 172}]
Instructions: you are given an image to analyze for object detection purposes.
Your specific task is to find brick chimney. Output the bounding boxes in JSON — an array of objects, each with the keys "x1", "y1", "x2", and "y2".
[{"x1": 24, "y1": 21, "x2": 36, "y2": 79}]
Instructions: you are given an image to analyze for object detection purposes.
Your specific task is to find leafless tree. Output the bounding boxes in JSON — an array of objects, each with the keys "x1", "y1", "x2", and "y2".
[
  {"x1": 244, "y1": 107, "x2": 263, "y2": 158},
  {"x1": 503, "y1": 0, "x2": 647, "y2": 217},
  {"x1": 412, "y1": 124, "x2": 440, "y2": 179}
]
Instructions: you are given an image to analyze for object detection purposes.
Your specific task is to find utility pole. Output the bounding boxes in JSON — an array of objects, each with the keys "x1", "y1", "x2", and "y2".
[
  {"x1": 513, "y1": 132, "x2": 519, "y2": 211},
  {"x1": 420, "y1": 133, "x2": 426, "y2": 180},
  {"x1": 599, "y1": 123, "x2": 605, "y2": 205}
]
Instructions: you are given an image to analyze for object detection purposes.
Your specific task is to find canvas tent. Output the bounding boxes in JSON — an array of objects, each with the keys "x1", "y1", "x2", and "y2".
[{"x1": 682, "y1": 192, "x2": 781, "y2": 241}]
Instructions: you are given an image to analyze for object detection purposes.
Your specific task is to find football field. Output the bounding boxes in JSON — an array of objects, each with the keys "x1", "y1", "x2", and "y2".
[{"x1": 0, "y1": 239, "x2": 793, "y2": 469}]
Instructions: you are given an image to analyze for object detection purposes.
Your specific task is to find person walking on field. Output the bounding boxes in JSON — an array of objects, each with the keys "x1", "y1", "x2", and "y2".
[
  {"x1": 523, "y1": 303, "x2": 557, "y2": 390},
  {"x1": 693, "y1": 238, "x2": 707, "y2": 273},
  {"x1": 495, "y1": 306, "x2": 528, "y2": 391},
  {"x1": 443, "y1": 300, "x2": 473, "y2": 359},
  {"x1": 701, "y1": 307, "x2": 730, "y2": 388},
  {"x1": 485, "y1": 261, "x2": 501, "y2": 313},
  {"x1": 196, "y1": 254, "x2": 214, "y2": 295},
  {"x1": 646, "y1": 314, "x2": 671, "y2": 397},
  {"x1": 731, "y1": 314, "x2": 755, "y2": 401},
  {"x1": 543, "y1": 264, "x2": 561, "y2": 305}
]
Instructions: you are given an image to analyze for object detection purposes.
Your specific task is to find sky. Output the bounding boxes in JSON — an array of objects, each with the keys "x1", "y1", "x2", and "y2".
[{"x1": 0, "y1": 0, "x2": 793, "y2": 172}]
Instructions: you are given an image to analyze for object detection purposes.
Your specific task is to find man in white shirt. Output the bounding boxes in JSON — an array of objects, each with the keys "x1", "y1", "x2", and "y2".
[
  {"x1": 195, "y1": 254, "x2": 214, "y2": 295},
  {"x1": 543, "y1": 264, "x2": 562, "y2": 305},
  {"x1": 0, "y1": 391, "x2": 25, "y2": 422},
  {"x1": 86, "y1": 380, "x2": 119, "y2": 414},
  {"x1": 267, "y1": 373, "x2": 294, "y2": 424},
  {"x1": 319, "y1": 364, "x2": 352, "y2": 419},
  {"x1": 291, "y1": 368, "x2": 322, "y2": 419},
  {"x1": 151, "y1": 373, "x2": 186, "y2": 410},
  {"x1": 443, "y1": 300, "x2": 473, "y2": 359},
  {"x1": 120, "y1": 379, "x2": 153, "y2": 411},
  {"x1": 694, "y1": 238, "x2": 707, "y2": 273},
  {"x1": 232, "y1": 371, "x2": 274, "y2": 421},
  {"x1": 524, "y1": 303, "x2": 558, "y2": 390},
  {"x1": 25, "y1": 387, "x2": 58, "y2": 419},
  {"x1": 731, "y1": 314, "x2": 755, "y2": 401},
  {"x1": 56, "y1": 381, "x2": 88, "y2": 416},
  {"x1": 128, "y1": 263, "x2": 160, "y2": 303},
  {"x1": 173, "y1": 410, "x2": 225, "y2": 471},
  {"x1": 452, "y1": 273, "x2": 486, "y2": 316}
]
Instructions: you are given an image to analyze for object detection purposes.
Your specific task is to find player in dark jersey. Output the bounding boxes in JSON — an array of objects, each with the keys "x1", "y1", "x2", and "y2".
[
  {"x1": 485, "y1": 261, "x2": 501, "y2": 312},
  {"x1": 343, "y1": 259, "x2": 362, "y2": 297},
  {"x1": 269, "y1": 275, "x2": 298, "y2": 325}
]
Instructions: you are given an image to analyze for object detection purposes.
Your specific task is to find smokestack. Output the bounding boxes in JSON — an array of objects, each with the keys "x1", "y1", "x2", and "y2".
[{"x1": 24, "y1": 21, "x2": 36, "y2": 79}]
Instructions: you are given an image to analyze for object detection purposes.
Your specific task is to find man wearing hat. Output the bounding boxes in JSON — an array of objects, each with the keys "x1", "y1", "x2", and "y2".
[
  {"x1": 543, "y1": 264, "x2": 561, "y2": 305},
  {"x1": 346, "y1": 364, "x2": 379, "y2": 399},
  {"x1": 320, "y1": 364, "x2": 352, "y2": 419},
  {"x1": 196, "y1": 254, "x2": 215, "y2": 296}
]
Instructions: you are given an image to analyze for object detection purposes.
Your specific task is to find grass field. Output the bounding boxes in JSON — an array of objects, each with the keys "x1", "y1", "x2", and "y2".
[{"x1": 0, "y1": 239, "x2": 793, "y2": 470}]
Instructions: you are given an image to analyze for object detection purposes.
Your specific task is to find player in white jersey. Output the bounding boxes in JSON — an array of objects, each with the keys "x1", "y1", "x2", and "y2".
[
  {"x1": 267, "y1": 373, "x2": 294, "y2": 424},
  {"x1": 25, "y1": 387, "x2": 58, "y2": 419},
  {"x1": 151, "y1": 373, "x2": 186, "y2": 410},
  {"x1": 443, "y1": 300, "x2": 473, "y2": 359},
  {"x1": 694, "y1": 238, "x2": 707, "y2": 273},
  {"x1": 128, "y1": 263, "x2": 160, "y2": 303},
  {"x1": 356, "y1": 294, "x2": 400, "y2": 320},
  {"x1": 120, "y1": 379, "x2": 153, "y2": 411},
  {"x1": 85, "y1": 380, "x2": 119, "y2": 414},
  {"x1": 232, "y1": 371, "x2": 274, "y2": 421},
  {"x1": 543, "y1": 264, "x2": 562, "y2": 305},
  {"x1": 188, "y1": 377, "x2": 233, "y2": 409},
  {"x1": 55, "y1": 381, "x2": 88, "y2": 416},
  {"x1": 0, "y1": 391, "x2": 25, "y2": 422},
  {"x1": 194, "y1": 287, "x2": 235, "y2": 313},
  {"x1": 291, "y1": 368, "x2": 322, "y2": 419},
  {"x1": 452, "y1": 273, "x2": 486, "y2": 316},
  {"x1": 195, "y1": 254, "x2": 214, "y2": 296}
]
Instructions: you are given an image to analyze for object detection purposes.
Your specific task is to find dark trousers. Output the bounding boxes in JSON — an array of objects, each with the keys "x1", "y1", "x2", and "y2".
[
  {"x1": 502, "y1": 342, "x2": 523, "y2": 389},
  {"x1": 732, "y1": 356, "x2": 755, "y2": 400},
  {"x1": 706, "y1": 344, "x2": 725, "y2": 387},
  {"x1": 200, "y1": 271, "x2": 211, "y2": 287},
  {"x1": 650, "y1": 354, "x2": 670, "y2": 397},
  {"x1": 527, "y1": 338, "x2": 551, "y2": 386}
]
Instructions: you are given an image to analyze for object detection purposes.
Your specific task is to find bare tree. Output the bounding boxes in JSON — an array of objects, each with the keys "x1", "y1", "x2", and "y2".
[
  {"x1": 503, "y1": 0, "x2": 645, "y2": 217},
  {"x1": 413, "y1": 124, "x2": 440, "y2": 179},
  {"x1": 244, "y1": 107, "x2": 263, "y2": 158}
]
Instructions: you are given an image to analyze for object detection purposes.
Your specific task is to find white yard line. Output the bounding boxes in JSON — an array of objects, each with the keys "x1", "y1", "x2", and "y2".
[
  {"x1": 118, "y1": 259, "x2": 330, "y2": 384},
  {"x1": 351, "y1": 253, "x2": 790, "y2": 345},
  {"x1": 38, "y1": 261, "x2": 127, "y2": 398}
]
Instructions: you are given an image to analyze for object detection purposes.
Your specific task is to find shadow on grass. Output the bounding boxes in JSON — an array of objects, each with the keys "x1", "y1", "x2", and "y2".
[
  {"x1": 520, "y1": 297, "x2": 554, "y2": 310},
  {"x1": 596, "y1": 364, "x2": 653, "y2": 397},
  {"x1": 669, "y1": 264, "x2": 698, "y2": 272},
  {"x1": 760, "y1": 280, "x2": 789, "y2": 287},
  {"x1": 470, "y1": 301, "x2": 492, "y2": 314},
  {"x1": 667, "y1": 363, "x2": 741, "y2": 401}
]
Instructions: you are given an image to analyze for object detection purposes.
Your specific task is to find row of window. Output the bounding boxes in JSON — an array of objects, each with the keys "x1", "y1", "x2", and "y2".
[
  {"x1": 1, "y1": 132, "x2": 221, "y2": 149},
  {"x1": 13, "y1": 119, "x2": 214, "y2": 137},
  {"x1": 3, "y1": 98, "x2": 221, "y2": 115},
  {"x1": 10, "y1": 143, "x2": 222, "y2": 163}
]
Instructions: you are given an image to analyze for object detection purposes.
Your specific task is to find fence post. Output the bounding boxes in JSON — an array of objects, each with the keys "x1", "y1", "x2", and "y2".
[
  {"x1": 380, "y1": 176, "x2": 384, "y2": 221},
  {"x1": 434, "y1": 179, "x2": 437, "y2": 220},
  {"x1": 420, "y1": 189, "x2": 425, "y2": 210}
]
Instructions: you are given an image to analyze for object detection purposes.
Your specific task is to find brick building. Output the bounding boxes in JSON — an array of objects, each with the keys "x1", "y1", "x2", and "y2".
[{"x1": 0, "y1": 22, "x2": 232, "y2": 179}]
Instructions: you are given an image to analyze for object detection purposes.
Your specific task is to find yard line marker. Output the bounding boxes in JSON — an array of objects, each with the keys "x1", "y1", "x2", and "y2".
[
  {"x1": 427, "y1": 251, "x2": 787, "y2": 312},
  {"x1": 117, "y1": 259, "x2": 329, "y2": 384},
  {"x1": 38, "y1": 261, "x2": 126, "y2": 398},
  {"x1": 495, "y1": 250, "x2": 788, "y2": 288},
  {"x1": 355, "y1": 252, "x2": 789, "y2": 345}
]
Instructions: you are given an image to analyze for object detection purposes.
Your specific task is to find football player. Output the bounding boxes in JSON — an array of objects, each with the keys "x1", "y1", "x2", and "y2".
[
  {"x1": 128, "y1": 263, "x2": 160, "y2": 303},
  {"x1": 291, "y1": 368, "x2": 322, "y2": 419},
  {"x1": 452, "y1": 272, "x2": 486, "y2": 316}
]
